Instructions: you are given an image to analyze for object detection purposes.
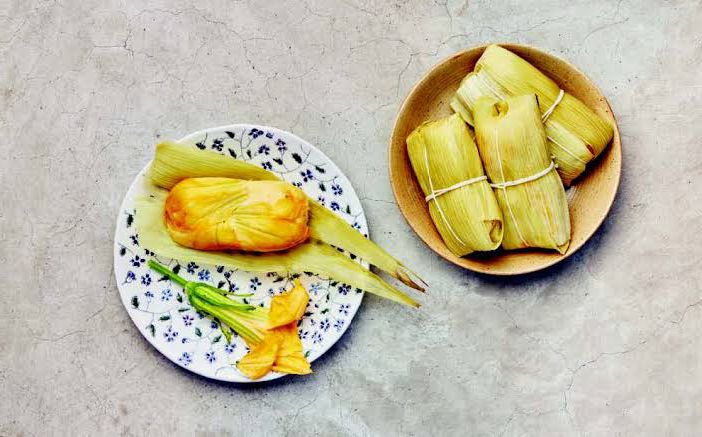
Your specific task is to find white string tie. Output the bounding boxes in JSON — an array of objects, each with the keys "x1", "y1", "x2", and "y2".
[
  {"x1": 424, "y1": 175, "x2": 488, "y2": 202},
  {"x1": 542, "y1": 89, "x2": 565, "y2": 121}
]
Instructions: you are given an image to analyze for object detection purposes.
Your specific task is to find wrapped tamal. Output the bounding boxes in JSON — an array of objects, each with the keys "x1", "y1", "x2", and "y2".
[
  {"x1": 451, "y1": 45, "x2": 614, "y2": 186},
  {"x1": 407, "y1": 113, "x2": 503, "y2": 256},
  {"x1": 473, "y1": 94, "x2": 570, "y2": 254}
]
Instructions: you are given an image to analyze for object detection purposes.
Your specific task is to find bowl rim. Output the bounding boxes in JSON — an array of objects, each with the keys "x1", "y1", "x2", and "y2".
[{"x1": 388, "y1": 42, "x2": 622, "y2": 275}]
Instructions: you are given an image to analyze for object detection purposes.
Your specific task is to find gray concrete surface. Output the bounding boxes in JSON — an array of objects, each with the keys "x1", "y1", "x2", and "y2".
[{"x1": 1, "y1": 0, "x2": 701, "y2": 435}]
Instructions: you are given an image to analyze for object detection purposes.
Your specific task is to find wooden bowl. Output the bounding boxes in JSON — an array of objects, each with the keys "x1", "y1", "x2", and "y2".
[{"x1": 389, "y1": 44, "x2": 621, "y2": 275}]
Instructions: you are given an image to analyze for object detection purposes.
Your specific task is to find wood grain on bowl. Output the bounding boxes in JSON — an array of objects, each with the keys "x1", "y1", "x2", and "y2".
[{"x1": 388, "y1": 44, "x2": 621, "y2": 275}]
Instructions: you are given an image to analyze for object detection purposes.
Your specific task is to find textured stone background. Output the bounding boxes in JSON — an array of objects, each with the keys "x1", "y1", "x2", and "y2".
[{"x1": 1, "y1": 0, "x2": 701, "y2": 435}]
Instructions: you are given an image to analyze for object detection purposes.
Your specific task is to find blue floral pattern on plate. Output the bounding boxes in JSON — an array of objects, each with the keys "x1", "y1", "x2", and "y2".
[{"x1": 114, "y1": 124, "x2": 367, "y2": 383}]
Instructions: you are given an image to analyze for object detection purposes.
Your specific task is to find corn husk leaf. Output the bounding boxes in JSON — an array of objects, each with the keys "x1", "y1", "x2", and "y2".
[
  {"x1": 473, "y1": 94, "x2": 570, "y2": 253},
  {"x1": 452, "y1": 45, "x2": 614, "y2": 186},
  {"x1": 150, "y1": 141, "x2": 424, "y2": 291},
  {"x1": 407, "y1": 113, "x2": 503, "y2": 256},
  {"x1": 136, "y1": 189, "x2": 419, "y2": 307}
]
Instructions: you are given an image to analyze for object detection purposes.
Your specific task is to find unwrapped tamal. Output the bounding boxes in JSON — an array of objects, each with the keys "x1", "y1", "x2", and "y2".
[
  {"x1": 407, "y1": 113, "x2": 503, "y2": 256},
  {"x1": 473, "y1": 94, "x2": 570, "y2": 253},
  {"x1": 451, "y1": 45, "x2": 613, "y2": 186}
]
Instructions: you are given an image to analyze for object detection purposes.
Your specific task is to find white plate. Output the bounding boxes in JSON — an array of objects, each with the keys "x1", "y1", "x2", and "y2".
[{"x1": 114, "y1": 124, "x2": 366, "y2": 383}]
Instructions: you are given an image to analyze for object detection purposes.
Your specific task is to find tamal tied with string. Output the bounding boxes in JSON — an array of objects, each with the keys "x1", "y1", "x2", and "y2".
[
  {"x1": 473, "y1": 94, "x2": 571, "y2": 254},
  {"x1": 406, "y1": 113, "x2": 503, "y2": 256}
]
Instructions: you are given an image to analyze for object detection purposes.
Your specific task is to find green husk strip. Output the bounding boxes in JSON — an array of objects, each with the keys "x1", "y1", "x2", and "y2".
[
  {"x1": 137, "y1": 190, "x2": 419, "y2": 307},
  {"x1": 452, "y1": 45, "x2": 614, "y2": 186},
  {"x1": 149, "y1": 141, "x2": 424, "y2": 291},
  {"x1": 473, "y1": 95, "x2": 570, "y2": 253},
  {"x1": 406, "y1": 113, "x2": 503, "y2": 256}
]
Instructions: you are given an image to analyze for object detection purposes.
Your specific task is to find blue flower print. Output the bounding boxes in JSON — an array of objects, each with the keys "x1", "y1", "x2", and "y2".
[
  {"x1": 210, "y1": 321, "x2": 218, "y2": 329},
  {"x1": 125, "y1": 271, "x2": 136, "y2": 283},
  {"x1": 224, "y1": 343, "x2": 236, "y2": 354},
  {"x1": 292, "y1": 181, "x2": 302, "y2": 188},
  {"x1": 331, "y1": 184, "x2": 343, "y2": 195},
  {"x1": 130, "y1": 255, "x2": 145, "y2": 267},
  {"x1": 144, "y1": 290, "x2": 154, "y2": 299},
  {"x1": 248, "y1": 128, "x2": 263, "y2": 139},
  {"x1": 161, "y1": 289, "x2": 172, "y2": 301},
  {"x1": 141, "y1": 273, "x2": 151, "y2": 286},
  {"x1": 178, "y1": 352, "x2": 192, "y2": 366},
  {"x1": 229, "y1": 282, "x2": 240, "y2": 293},
  {"x1": 317, "y1": 196, "x2": 325, "y2": 206},
  {"x1": 212, "y1": 138, "x2": 224, "y2": 151},
  {"x1": 181, "y1": 337, "x2": 189, "y2": 344},
  {"x1": 312, "y1": 332, "x2": 323, "y2": 344},
  {"x1": 334, "y1": 319, "x2": 345, "y2": 332},
  {"x1": 309, "y1": 282, "x2": 323, "y2": 296},
  {"x1": 300, "y1": 169, "x2": 314, "y2": 182},
  {"x1": 130, "y1": 234, "x2": 139, "y2": 245},
  {"x1": 198, "y1": 269, "x2": 210, "y2": 281},
  {"x1": 182, "y1": 314, "x2": 194, "y2": 326},
  {"x1": 338, "y1": 284, "x2": 351, "y2": 295},
  {"x1": 186, "y1": 262, "x2": 198, "y2": 274},
  {"x1": 338, "y1": 303, "x2": 350, "y2": 315},
  {"x1": 249, "y1": 277, "x2": 261, "y2": 291},
  {"x1": 330, "y1": 201, "x2": 340, "y2": 211},
  {"x1": 299, "y1": 330, "x2": 310, "y2": 340},
  {"x1": 276, "y1": 139, "x2": 287, "y2": 151},
  {"x1": 163, "y1": 326, "x2": 179, "y2": 342},
  {"x1": 262, "y1": 161, "x2": 272, "y2": 170},
  {"x1": 265, "y1": 132, "x2": 274, "y2": 139},
  {"x1": 320, "y1": 318, "x2": 330, "y2": 332},
  {"x1": 352, "y1": 222, "x2": 361, "y2": 230},
  {"x1": 223, "y1": 271, "x2": 231, "y2": 279},
  {"x1": 197, "y1": 311, "x2": 205, "y2": 319},
  {"x1": 258, "y1": 144, "x2": 270, "y2": 155},
  {"x1": 205, "y1": 351, "x2": 217, "y2": 363}
]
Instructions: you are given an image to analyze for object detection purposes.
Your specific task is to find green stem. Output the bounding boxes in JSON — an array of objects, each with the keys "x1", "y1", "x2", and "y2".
[{"x1": 148, "y1": 260, "x2": 187, "y2": 287}]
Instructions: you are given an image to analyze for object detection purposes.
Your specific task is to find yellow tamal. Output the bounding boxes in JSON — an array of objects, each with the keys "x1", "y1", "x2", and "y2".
[{"x1": 164, "y1": 177, "x2": 310, "y2": 252}]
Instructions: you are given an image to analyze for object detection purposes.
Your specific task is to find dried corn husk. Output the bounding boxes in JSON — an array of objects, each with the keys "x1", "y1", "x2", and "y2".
[
  {"x1": 473, "y1": 94, "x2": 570, "y2": 253},
  {"x1": 406, "y1": 113, "x2": 503, "y2": 256},
  {"x1": 451, "y1": 45, "x2": 614, "y2": 186},
  {"x1": 150, "y1": 141, "x2": 424, "y2": 291},
  {"x1": 137, "y1": 189, "x2": 419, "y2": 307}
]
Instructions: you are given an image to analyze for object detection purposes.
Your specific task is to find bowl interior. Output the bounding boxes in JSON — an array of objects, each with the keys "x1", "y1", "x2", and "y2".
[{"x1": 389, "y1": 44, "x2": 621, "y2": 275}]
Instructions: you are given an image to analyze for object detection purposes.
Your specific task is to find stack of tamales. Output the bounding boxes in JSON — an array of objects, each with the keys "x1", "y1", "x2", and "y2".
[
  {"x1": 473, "y1": 95, "x2": 570, "y2": 253},
  {"x1": 450, "y1": 45, "x2": 613, "y2": 186},
  {"x1": 406, "y1": 113, "x2": 503, "y2": 256}
]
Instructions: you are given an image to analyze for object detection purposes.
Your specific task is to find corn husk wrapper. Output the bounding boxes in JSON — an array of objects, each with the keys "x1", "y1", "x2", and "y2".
[
  {"x1": 473, "y1": 94, "x2": 570, "y2": 253},
  {"x1": 137, "y1": 189, "x2": 419, "y2": 307},
  {"x1": 406, "y1": 113, "x2": 503, "y2": 256},
  {"x1": 451, "y1": 45, "x2": 614, "y2": 186},
  {"x1": 150, "y1": 141, "x2": 423, "y2": 291}
]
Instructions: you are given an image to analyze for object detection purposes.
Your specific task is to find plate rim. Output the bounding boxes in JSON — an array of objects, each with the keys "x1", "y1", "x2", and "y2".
[
  {"x1": 388, "y1": 43, "x2": 622, "y2": 275},
  {"x1": 114, "y1": 123, "x2": 367, "y2": 383}
]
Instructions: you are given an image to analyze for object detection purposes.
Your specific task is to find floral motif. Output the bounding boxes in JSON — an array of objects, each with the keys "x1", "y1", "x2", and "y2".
[
  {"x1": 163, "y1": 326, "x2": 179, "y2": 342},
  {"x1": 161, "y1": 289, "x2": 172, "y2": 301},
  {"x1": 141, "y1": 273, "x2": 151, "y2": 286},
  {"x1": 205, "y1": 351, "x2": 217, "y2": 363},
  {"x1": 178, "y1": 352, "x2": 192, "y2": 366}
]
